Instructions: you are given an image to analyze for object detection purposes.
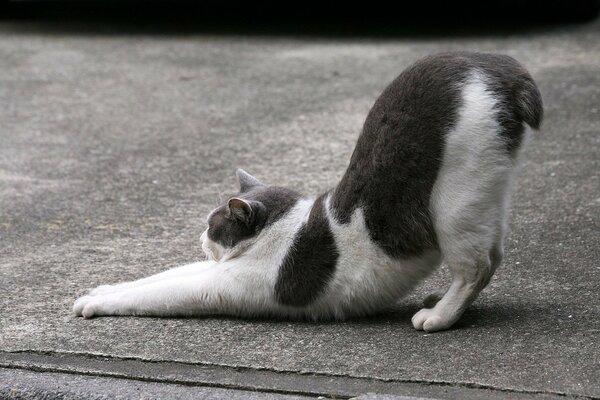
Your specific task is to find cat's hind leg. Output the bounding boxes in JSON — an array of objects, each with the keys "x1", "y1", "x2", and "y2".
[
  {"x1": 413, "y1": 166, "x2": 511, "y2": 332},
  {"x1": 412, "y1": 242, "x2": 502, "y2": 332},
  {"x1": 422, "y1": 287, "x2": 447, "y2": 308},
  {"x1": 411, "y1": 73, "x2": 527, "y2": 332},
  {"x1": 419, "y1": 237, "x2": 504, "y2": 315}
]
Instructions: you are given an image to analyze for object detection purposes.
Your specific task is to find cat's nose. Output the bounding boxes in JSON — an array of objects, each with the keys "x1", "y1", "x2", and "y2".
[{"x1": 200, "y1": 229, "x2": 207, "y2": 244}]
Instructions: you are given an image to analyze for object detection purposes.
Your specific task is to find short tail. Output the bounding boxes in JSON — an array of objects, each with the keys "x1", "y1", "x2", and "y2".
[{"x1": 517, "y1": 78, "x2": 544, "y2": 130}]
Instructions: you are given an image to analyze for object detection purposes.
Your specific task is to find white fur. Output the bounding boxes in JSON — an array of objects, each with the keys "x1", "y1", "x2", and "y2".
[
  {"x1": 74, "y1": 199, "x2": 314, "y2": 319},
  {"x1": 412, "y1": 72, "x2": 527, "y2": 331},
  {"x1": 302, "y1": 197, "x2": 440, "y2": 320},
  {"x1": 74, "y1": 72, "x2": 529, "y2": 331}
]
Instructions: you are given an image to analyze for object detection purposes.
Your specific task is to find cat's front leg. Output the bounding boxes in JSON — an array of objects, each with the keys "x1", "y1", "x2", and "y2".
[
  {"x1": 73, "y1": 262, "x2": 273, "y2": 318},
  {"x1": 87, "y1": 261, "x2": 216, "y2": 296}
]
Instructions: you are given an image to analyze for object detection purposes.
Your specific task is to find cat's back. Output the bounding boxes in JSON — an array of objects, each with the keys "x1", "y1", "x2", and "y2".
[
  {"x1": 368, "y1": 52, "x2": 542, "y2": 130},
  {"x1": 331, "y1": 52, "x2": 542, "y2": 258}
]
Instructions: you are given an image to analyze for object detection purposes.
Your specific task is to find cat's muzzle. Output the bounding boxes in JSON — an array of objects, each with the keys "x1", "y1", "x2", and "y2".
[{"x1": 200, "y1": 229, "x2": 220, "y2": 261}]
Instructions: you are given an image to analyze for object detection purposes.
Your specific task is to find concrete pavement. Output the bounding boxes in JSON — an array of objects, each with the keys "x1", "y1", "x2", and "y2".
[{"x1": 1, "y1": 11, "x2": 599, "y2": 399}]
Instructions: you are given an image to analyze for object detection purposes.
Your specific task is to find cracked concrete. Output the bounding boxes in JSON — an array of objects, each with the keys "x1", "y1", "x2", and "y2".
[
  {"x1": 0, "y1": 352, "x2": 575, "y2": 400},
  {"x1": 1, "y1": 6, "x2": 599, "y2": 400},
  {"x1": 0, "y1": 367, "x2": 315, "y2": 400}
]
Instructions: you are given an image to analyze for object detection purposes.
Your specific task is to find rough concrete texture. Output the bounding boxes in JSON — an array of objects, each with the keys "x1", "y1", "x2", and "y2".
[
  {"x1": 354, "y1": 396, "x2": 436, "y2": 400},
  {"x1": 0, "y1": 367, "x2": 315, "y2": 400},
  {"x1": 0, "y1": 15, "x2": 599, "y2": 400}
]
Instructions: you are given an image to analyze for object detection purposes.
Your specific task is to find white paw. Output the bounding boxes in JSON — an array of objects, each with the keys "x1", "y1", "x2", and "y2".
[
  {"x1": 81, "y1": 302, "x2": 100, "y2": 319},
  {"x1": 411, "y1": 308, "x2": 453, "y2": 332},
  {"x1": 73, "y1": 294, "x2": 115, "y2": 318},
  {"x1": 88, "y1": 284, "x2": 118, "y2": 296},
  {"x1": 73, "y1": 295, "x2": 93, "y2": 317}
]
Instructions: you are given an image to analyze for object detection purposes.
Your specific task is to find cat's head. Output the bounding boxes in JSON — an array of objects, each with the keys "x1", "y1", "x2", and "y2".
[{"x1": 200, "y1": 169, "x2": 301, "y2": 262}]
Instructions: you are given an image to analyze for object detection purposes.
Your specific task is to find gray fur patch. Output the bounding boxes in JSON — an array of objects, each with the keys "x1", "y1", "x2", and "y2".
[
  {"x1": 464, "y1": 52, "x2": 543, "y2": 153},
  {"x1": 331, "y1": 52, "x2": 542, "y2": 258},
  {"x1": 207, "y1": 183, "x2": 301, "y2": 248},
  {"x1": 274, "y1": 194, "x2": 339, "y2": 307}
]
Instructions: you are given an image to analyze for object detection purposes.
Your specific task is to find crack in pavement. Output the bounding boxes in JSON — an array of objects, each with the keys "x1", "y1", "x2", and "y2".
[{"x1": 0, "y1": 350, "x2": 594, "y2": 400}]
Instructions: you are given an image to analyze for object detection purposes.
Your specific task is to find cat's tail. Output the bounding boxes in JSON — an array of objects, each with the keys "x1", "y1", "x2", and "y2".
[{"x1": 517, "y1": 76, "x2": 544, "y2": 130}]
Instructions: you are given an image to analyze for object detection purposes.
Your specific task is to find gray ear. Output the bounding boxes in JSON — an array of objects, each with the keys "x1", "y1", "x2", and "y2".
[
  {"x1": 236, "y1": 169, "x2": 265, "y2": 192},
  {"x1": 227, "y1": 198, "x2": 254, "y2": 225}
]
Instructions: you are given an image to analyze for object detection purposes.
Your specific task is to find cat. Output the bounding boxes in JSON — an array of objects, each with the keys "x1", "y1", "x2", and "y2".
[{"x1": 73, "y1": 52, "x2": 543, "y2": 332}]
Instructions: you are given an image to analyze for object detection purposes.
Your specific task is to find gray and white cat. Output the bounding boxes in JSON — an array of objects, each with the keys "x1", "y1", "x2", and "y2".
[{"x1": 74, "y1": 52, "x2": 542, "y2": 332}]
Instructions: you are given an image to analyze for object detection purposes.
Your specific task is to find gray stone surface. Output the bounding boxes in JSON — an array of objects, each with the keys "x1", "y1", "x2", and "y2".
[
  {"x1": 0, "y1": 351, "x2": 569, "y2": 400},
  {"x1": 353, "y1": 395, "x2": 437, "y2": 400},
  {"x1": 0, "y1": 368, "x2": 314, "y2": 399},
  {"x1": 1, "y1": 16, "x2": 599, "y2": 400}
]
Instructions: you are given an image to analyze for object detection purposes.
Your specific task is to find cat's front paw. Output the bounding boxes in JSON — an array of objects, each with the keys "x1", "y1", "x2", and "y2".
[
  {"x1": 73, "y1": 294, "x2": 117, "y2": 319},
  {"x1": 411, "y1": 308, "x2": 453, "y2": 332},
  {"x1": 73, "y1": 295, "x2": 93, "y2": 317}
]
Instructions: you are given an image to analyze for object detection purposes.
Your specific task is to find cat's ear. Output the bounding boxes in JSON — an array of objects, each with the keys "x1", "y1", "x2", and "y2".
[
  {"x1": 236, "y1": 169, "x2": 265, "y2": 192},
  {"x1": 227, "y1": 198, "x2": 255, "y2": 226}
]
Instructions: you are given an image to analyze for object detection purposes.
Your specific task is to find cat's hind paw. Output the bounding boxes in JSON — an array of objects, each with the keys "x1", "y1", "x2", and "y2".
[{"x1": 411, "y1": 308, "x2": 453, "y2": 332}]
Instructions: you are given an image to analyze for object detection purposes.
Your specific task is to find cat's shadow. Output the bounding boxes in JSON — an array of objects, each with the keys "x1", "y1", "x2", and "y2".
[{"x1": 203, "y1": 300, "x2": 537, "y2": 333}]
